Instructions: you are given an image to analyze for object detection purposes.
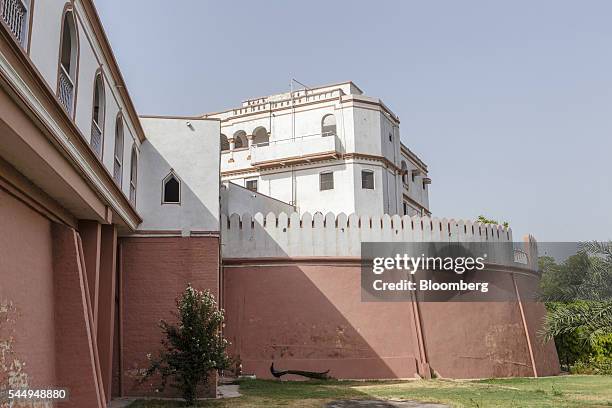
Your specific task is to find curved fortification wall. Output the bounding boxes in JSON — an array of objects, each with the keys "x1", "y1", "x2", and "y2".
[{"x1": 221, "y1": 212, "x2": 560, "y2": 380}]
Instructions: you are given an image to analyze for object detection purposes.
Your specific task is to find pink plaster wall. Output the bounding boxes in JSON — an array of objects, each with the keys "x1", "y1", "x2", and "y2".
[
  {"x1": 119, "y1": 236, "x2": 220, "y2": 398},
  {"x1": 223, "y1": 263, "x2": 422, "y2": 379},
  {"x1": 223, "y1": 261, "x2": 560, "y2": 380},
  {"x1": 0, "y1": 188, "x2": 56, "y2": 389}
]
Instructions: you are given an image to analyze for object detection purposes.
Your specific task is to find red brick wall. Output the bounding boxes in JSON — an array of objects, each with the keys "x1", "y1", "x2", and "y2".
[{"x1": 119, "y1": 236, "x2": 220, "y2": 398}]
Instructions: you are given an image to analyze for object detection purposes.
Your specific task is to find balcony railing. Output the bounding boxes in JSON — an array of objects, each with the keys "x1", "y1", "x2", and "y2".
[
  {"x1": 251, "y1": 133, "x2": 342, "y2": 168},
  {"x1": 58, "y1": 65, "x2": 74, "y2": 115},
  {"x1": 513, "y1": 249, "x2": 528, "y2": 265},
  {"x1": 91, "y1": 120, "x2": 102, "y2": 158},
  {"x1": 113, "y1": 159, "x2": 122, "y2": 185},
  {"x1": 1, "y1": 0, "x2": 27, "y2": 46},
  {"x1": 129, "y1": 182, "x2": 136, "y2": 206}
]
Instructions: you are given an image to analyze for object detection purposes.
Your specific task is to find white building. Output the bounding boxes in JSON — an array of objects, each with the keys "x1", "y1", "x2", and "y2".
[
  {"x1": 0, "y1": 0, "x2": 144, "y2": 232},
  {"x1": 204, "y1": 81, "x2": 431, "y2": 217}
]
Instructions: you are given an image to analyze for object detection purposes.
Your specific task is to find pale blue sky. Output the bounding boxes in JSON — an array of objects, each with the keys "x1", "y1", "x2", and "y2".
[{"x1": 96, "y1": 0, "x2": 612, "y2": 241}]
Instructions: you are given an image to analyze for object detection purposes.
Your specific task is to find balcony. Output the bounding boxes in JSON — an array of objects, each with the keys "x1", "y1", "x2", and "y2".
[
  {"x1": 251, "y1": 133, "x2": 342, "y2": 169},
  {"x1": 58, "y1": 65, "x2": 74, "y2": 115},
  {"x1": 91, "y1": 120, "x2": 102, "y2": 158},
  {"x1": 1, "y1": 0, "x2": 27, "y2": 46}
]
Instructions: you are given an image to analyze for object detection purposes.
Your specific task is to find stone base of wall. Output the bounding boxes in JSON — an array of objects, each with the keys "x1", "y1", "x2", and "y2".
[{"x1": 118, "y1": 236, "x2": 220, "y2": 398}]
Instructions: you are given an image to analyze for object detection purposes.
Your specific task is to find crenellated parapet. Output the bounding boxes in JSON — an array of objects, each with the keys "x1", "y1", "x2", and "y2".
[{"x1": 221, "y1": 212, "x2": 538, "y2": 270}]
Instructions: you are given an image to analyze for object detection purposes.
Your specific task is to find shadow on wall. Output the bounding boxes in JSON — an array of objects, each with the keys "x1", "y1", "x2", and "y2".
[
  {"x1": 119, "y1": 131, "x2": 222, "y2": 398},
  {"x1": 220, "y1": 181, "x2": 295, "y2": 217},
  {"x1": 137, "y1": 140, "x2": 218, "y2": 233},
  {"x1": 223, "y1": 261, "x2": 423, "y2": 380},
  {"x1": 221, "y1": 212, "x2": 559, "y2": 380}
]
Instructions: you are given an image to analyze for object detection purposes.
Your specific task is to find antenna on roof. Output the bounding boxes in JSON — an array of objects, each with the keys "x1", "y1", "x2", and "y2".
[
  {"x1": 289, "y1": 79, "x2": 310, "y2": 139},
  {"x1": 291, "y1": 78, "x2": 310, "y2": 93},
  {"x1": 289, "y1": 78, "x2": 310, "y2": 208}
]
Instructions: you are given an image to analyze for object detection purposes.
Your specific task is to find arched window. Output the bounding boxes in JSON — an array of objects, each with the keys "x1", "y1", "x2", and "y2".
[
  {"x1": 91, "y1": 72, "x2": 105, "y2": 158},
  {"x1": 220, "y1": 134, "x2": 230, "y2": 152},
  {"x1": 129, "y1": 147, "x2": 137, "y2": 205},
  {"x1": 321, "y1": 114, "x2": 336, "y2": 136},
  {"x1": 113, "y1": 115, "x2": 124, "y2": 186},
  {"x1": 252, "y1": 127, "x2": 269, "y2": 146},
  {"x1": 233, "y1": 130, "x2": 247, "y2": 149},
  {"x1": 162, "y1": 173, "x2": 181, "y2": 204},
  {"x1": 401, "y1": 161, "x2": 408, "y2": 184},
  {"x1": 58, "y1": 9, "x2": 78, "y2": 115}
]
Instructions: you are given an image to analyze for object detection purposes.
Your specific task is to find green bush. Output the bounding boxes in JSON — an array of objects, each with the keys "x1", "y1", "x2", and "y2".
[
  {"x1": 142, "y1": 284, "x2": 230, "y2": 405},
  {"x1": 571, "y1": 357, "x2": 612, "y2": 375},
  {"x1": 545, "y1": 302, "x2": 591, "y2": 370},
  {"x1": 590, "y1": 333, "x2": 612, "y2": 360},
  {"x1": 545, "y1": 302, "x2": 612, "y2": 373}
]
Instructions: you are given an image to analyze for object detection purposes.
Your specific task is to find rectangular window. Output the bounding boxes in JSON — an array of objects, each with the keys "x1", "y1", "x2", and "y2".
[
  {"x1": 319, "y1": 172, "x2": 334, "y2": 191},
  {"x1": 403, "y1": 202, "x2": 408, "y2": 215},
  {"x1": 246, "y1": 179, "x2": 258, "y2": 192},
  {"x1": 361, "y1": 170, "x2": 374, "y2": 189}
]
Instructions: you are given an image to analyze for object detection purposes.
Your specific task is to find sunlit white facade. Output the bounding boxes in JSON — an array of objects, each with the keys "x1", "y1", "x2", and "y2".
[{"x1": 205, "y1": 82, "x2": 431, "y2": 216}]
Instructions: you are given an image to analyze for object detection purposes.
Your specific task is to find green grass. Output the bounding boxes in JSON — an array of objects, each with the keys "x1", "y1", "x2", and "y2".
[{"x1": 126, "y1": 375, "x2": 612, "y2": 408}]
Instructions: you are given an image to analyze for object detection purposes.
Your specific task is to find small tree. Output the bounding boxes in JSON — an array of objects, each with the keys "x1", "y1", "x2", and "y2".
[{"x1": 143, "y1": 284, "x2": 230, "y2": 405}]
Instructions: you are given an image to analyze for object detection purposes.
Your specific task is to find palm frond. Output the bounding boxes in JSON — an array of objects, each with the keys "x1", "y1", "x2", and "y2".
[
  {"x1": 579, "y1": 241, "x2": 612, "y2": 260},
  {"x1": 541, "y1": 301, "x2": 612, "y2": 344}
]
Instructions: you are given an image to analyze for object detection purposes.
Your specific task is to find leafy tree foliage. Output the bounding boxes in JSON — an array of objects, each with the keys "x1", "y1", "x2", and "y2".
[
  {"x1": 538, "y1": 242, "x2": 612, "y2": 374},
  {"x1": 143, "y1": 284, "x2": 230, "y2": 405},
  {"x1": 476, "y1": 215, "x2": 509, "y2": 228}
]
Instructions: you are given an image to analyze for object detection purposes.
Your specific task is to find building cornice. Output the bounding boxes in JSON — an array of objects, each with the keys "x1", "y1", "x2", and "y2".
[
  {"x1": 220, "y1": 152, "x2": 404, "y2": 177},
  {"x1": 121, "y1": 230, "x2": 221, "y2": 238},
  {"x1": 0, "y1": 25, "x2": 142, "y2": 229},
  {"x1": 400, "y1": 143, "x2": 428, "y2": 172},
  {"x1": 239, "y1": 81, "x2": 364, "y2": 106},
  {"x1": 204, "y1": 86, "x2": 400, "y2": 125},
  {"x1": 140, "y1": 114, "x2": 221, "y2": 121},
  {"x1": 402, "y1": 193, "x2": 431, "y2": 215},
  {"x1": 342, "y1": 95, "x2": 400, "y2": 124},
  {"x1": 0, "y1": 157, "x2": 77, "y2": 227},
  {"x1": 223, "y1": 256, "x2": 363, "y2": 266}
]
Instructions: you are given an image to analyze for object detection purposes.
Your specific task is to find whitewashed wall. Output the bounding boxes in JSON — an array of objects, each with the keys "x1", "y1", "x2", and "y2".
[
  {"x1": 223, "y1": 161, "x2": 392, "y2": 216},
  {"x1": 221, "y1": 181, "x2": 294, "y2": 216},
  {"x1": 137, "y1": 118, "x2": 220, "y2": 233},
  {"x1": 221, "y1": 211, "x2": 538, "y2": 271},
  {"x1": 27, "y1": 0, "x2": 141, "y2": 200},
  {"x1": 216, "y1": 85, "x2": 429, "y2": 219},
  {"x1": 352, "y1": 104, "x2": 383, "y2": 157},
  {"x1": 223, "y1": 89, "x2": 417, "y2": 222},
  {"x1": 400, "y1": 155, "x2": 429, "y2": 211},
  {"x1": 28, "y1": 0, "x2": 65, "y2": 87}
]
